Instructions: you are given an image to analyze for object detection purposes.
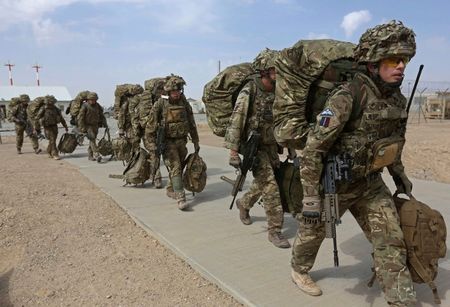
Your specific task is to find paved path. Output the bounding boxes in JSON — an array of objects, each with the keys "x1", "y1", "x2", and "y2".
[{"x1": 63, "y1": 142, "x2": 450, "y2": 307}]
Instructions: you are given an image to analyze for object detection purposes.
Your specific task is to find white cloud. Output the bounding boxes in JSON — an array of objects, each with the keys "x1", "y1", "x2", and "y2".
[
  {"x1": 307, "y1": 32, "x2": 330, "y2": 39},
  {"x1": 340, "y1": 10, "x2": 371, "y2": 37}
]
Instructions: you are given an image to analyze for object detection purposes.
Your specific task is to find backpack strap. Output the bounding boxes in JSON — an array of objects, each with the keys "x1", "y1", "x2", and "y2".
[{"x1": 408, "y1": 254, "x2": 441, "y2": 304}]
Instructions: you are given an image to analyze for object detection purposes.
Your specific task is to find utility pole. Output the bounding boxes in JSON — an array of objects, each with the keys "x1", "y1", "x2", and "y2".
[
  {"x1": 4, "y1": 61, "x2": 15, "y2": 86},
  {"x1": 32, "y1": 63, "x2": 42, "y2": 86},
  {"x1": 417, "y1": 88, "x2": 427, "y2": 124},
  {"x1": 218, "y1": 60, "x2": 221, "y2": 73}
]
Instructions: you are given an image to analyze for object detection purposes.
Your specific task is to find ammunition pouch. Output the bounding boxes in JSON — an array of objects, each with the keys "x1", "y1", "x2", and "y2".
[{"x1": 367, "y1": 136, "x2": 404, "y2": 174}]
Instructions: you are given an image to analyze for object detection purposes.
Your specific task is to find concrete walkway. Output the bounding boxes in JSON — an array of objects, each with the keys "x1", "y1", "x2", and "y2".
[{"x1": 63, "y1": 142, "x2": 450, "y2": 307}]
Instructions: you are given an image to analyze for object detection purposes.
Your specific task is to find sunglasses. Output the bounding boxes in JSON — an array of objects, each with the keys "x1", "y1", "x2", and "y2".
[{"x1": 381, "y1": 56, "x2": 410, "y2": 68}]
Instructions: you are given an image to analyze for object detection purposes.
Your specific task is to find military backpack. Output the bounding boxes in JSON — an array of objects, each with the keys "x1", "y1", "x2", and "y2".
[
  {"x1": 123, "y1": 148, "x2": 150, "y2": 185},
  {"x1": 58, "y1": 132, "x2": 78, "y2": 154},
  {"x1": 183, "y1": 153, "x2": 207, "y2": 193},
  {"x1": 27, "y1": 97, "x2": 45, "y2": 124},
  {"x1": 273, "y1": 39, "x2": 365, "y2": 149},
  {"x1": 6, "y1": 97, "x2": 21, "y2": 122},
  {"x1": 394, "y1": 195, "x2": 447, "y2": 304},
  {"x1": 274, "y1": 158, "x2": 303, "y2": 216},
  {"x1": 112, "y1": 136, "x2": 132, "y2": 162},
  {"x1": 70, "y1": 91, "x2": 90, "y2": 118},
  {"x1": 97, "y1": 129, "x2": 113, "y2": 156},
  {"x1": 202, "y1": 63, "x2": 256, "y2": 137},
  {"x1": 114, "y1": 84, "x2": 144, "y2": 119}
]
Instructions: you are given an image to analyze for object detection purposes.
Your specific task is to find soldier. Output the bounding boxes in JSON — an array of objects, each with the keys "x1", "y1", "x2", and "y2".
[
  {"x1": 290, "y1": 21, "x2": 417, "y2": 306},
  {"x1": 37, "y1": 95, "x2": 68, "y2": 160},
  {"x1": 117, "y1": 85, "x2": 143, "y2": 151},
  {"x1": 224, "y1": 49, "x2": 290, "y2": 249},
  {"x1": 9, "y1": 94, "x2": 41, "y2": 154},
  {"x1": 147, "y1": 75, "x2": 200, "y2": 210},
  {"x1": 77, "y1": 92, "x2": 107, "y2": 162}
]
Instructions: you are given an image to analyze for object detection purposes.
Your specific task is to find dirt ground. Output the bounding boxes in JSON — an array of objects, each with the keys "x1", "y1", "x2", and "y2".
[{"x1": 0, "y1": 119, "x2": 449, "y2": 306}]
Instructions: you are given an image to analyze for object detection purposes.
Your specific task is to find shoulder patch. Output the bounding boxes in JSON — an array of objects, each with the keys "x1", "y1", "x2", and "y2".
[{"x1": 320, "y1": 108, "x2": 334, "y2": 117}]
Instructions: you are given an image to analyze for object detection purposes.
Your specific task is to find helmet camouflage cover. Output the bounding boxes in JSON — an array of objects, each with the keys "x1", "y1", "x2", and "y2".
[
  {"x1": 164, "y1": 75, "x2": 186, "y2": 92},
  {"x1": 354, "y1": 20, "x2": 416, "y2": 63},
  {"x1": 252, "y1": 48, "x2": 278, "y2": 71},
  {"x1": 87, "y1": 92, "x2": 99, "y2": 100},
  {"x1": 19, "y1": 94, "x2": 30, "y2": 102},
  {"x1": 45, "y1": 95, "x2": 57, "y2": 104}
]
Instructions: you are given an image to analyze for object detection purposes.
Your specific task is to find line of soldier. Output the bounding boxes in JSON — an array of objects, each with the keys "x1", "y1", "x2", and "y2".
[{"x1": 6, "y1": 20, "x2": 421, "y2": 307}]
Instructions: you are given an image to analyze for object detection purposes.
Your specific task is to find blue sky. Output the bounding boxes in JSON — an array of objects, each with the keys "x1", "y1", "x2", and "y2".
[{"x1": 1, "y1": 0, "x2": 450, "y2": 106}]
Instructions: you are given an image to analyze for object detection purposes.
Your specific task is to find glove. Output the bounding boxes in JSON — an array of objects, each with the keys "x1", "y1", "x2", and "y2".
[
  {"x1": 392, "y1": 172, "x2": 413, "y2": 196},
  {"x1": 229, "y1": 154, "x2": 241, "y2": 169},
  {"x1": 302, "y1": 196, "x2": 321, "y2": 223},
  {"x1": 194, "y1": 142, "x2": 200, "y2": 153}
]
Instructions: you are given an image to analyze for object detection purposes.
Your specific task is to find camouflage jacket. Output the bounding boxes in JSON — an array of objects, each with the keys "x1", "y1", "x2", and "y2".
[
  {"x1": 300, "y1": 72, "x2": 408, "y2": 197},
  {"x1": 147, "y1": 94, "x2": 199, "y2": 143},
  {"x1": 10, "y1": 102, "x2": 28, "y2": 125},
  {"x1": 224, "y1": 77, "x2": 276, "y2": 152},
  {"x1": 38, "y1": 104, "x2": 68, "y2": 128},
  {"x1": 78, "y1": 102, "x2": 106, "y2": 131}
]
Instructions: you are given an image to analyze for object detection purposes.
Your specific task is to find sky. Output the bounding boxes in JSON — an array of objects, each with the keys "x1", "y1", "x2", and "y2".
[{"x1": 1, "y1": 0, "x2": 450, "y2": 106}]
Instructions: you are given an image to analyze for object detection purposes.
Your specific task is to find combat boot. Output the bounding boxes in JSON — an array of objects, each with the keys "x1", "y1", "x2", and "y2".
[
  {"x1": 154, "y1": 177, "x2": 163, "y2": 189},
  {"x1": 17, "y1": 147, "x2": 22, "y2": 154},
  {"x1": 34, "y1": 148, "x2": 42, "y2": 154},
  {"x1": 53, "y1": 155, "x2": 61, "y2": 160},
  {"x1": 236, "y1": 199, "x2": 252, "y2": 225},
  {"x1": 96, "y1": 155, "x2": 102, "y2": 163},
  {"x1": 176, "y1": 191, "x2": 188, "y2": 211},
  {"x1": 268, "y1": 231, "x2": 291, "y2": 249},
  {"x1": 291, "y1": 270, "x2": 322, "y2": 296},
  {"x1": 166, "y1": 187, "x2": 176, "y2": 199}
]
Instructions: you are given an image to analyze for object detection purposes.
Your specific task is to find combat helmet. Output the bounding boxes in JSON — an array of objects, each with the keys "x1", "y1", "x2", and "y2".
[
  {"x1": 252, "y1": 48, "x2": 278, "y2": 72},
  {"x1": 354, "y1": 20, "x2": 416, "y2": 63},
  {"x1": 19, "y1": 94, "x2": 30, "y2": 102},
  {"x1": 164, "y1": 75, "x2": 186, "y2": 92},
  {"x1": 87, "y1": 92, "x2": 99, "y2": 100},
  {"x1": 45, "y1": 95, "x2": 57, "y2": 104}
]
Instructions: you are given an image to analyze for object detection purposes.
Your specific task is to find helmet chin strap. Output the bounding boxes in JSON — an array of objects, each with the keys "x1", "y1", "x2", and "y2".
[{"x1": 368, "y1": 64, "x2": 403, "y2": 95}]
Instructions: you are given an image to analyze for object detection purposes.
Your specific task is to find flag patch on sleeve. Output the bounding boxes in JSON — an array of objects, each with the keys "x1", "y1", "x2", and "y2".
[{"x1": 319, "y1": 108, "x2": 334, "y2": 127}]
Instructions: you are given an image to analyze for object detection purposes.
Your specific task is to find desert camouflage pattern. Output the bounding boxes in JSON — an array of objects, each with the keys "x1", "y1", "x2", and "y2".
[
  {"x1": 15, "y1": 123, "x2": 39, "y2": 151},
  {"x1": 272, "y1": 39, "x2": 355, "y2": 149},
  {"x1": 292, "y1": 71, "x2": 416, "y2": 305},
  {"x1": 354, "y1": 20, "x2": 416, "y2": 63},
  {"x1": 224, "y1": 77, "x2": 283, "y2": 233},
  {"x1": 38, "y1": 101, "x2": 67, "y2": 157},
  {"x1": 78, "y1": 102, "x2": 106, "y2": 159},
  {"x1": 11, "y1": 102, "x2": 39, "y2": 151},
  {"x1": 44, "y1": 125, "x2": 59, "y2": 157}
]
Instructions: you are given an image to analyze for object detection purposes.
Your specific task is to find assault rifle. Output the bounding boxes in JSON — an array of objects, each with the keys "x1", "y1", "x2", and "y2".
[
  {"x1": 225, "y1": 131, "x2": 261, "y2": 210},
  {"x1": 153, "y1": 125, "x2": 166, "y2": 181},
  {"x1": 321, "y1": 153, "x2": 352, "y2": 267}
]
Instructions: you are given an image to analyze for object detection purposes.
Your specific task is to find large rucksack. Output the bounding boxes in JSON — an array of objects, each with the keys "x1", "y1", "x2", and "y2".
[
  {"x1": 27, "y1": 97, "x2": 45, "y2": 124},
  {"x1": 112, "y1": 136, "x2": 132, "y2": 161},
  {"x1": 114, "y1": 84, "x2": 144, "y2": 119},
  {"x1": 58, "y1": 132, "x2": 78, "y2": 154},
  {"x1": 183, "y1": 153, "x2": 207, "y2": 193},
  {"x1": 70, "y1": 91, "x2": 90, "y2": 118},
  {"x1": 123, "y1": 148, "x2": 150, "y2": 185},
  {"x1": 6, "y1": 97, "x2": 21, "y2": 122},
  {"x1": 202, "y1": 63, "x2": 256, "y2": 137},
  {"x1": 394, "y1": 196, "x2": 447, "y2": 304},
  {"x1": 272, "y1": 39, "x2": 364, "y2": 149},
  {"x1": 274, "y1": 158, "x2": 303, "y2": 216}
]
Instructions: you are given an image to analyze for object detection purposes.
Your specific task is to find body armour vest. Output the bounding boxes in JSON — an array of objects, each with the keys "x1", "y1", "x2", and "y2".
[
  {"x1": 334, "y1": 73, "x2": 408, "y2": 180},
  {"x1": 162, "y1": 98, "x2": 190, "y2": 139},
  {"x1": 247, "y1": 79, "x2": 277, "y2": 146},
  {"x1": 84, "y1": 103, "x2": 102, "y2": 126}
]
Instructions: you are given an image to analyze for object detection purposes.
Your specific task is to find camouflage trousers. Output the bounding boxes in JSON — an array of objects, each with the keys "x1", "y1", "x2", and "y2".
[
  {"x1": 291, "y1": 175, "x2": 416, "y2": 306},
  {"x1": 15, "y1": 124, "x2": 39, "y2": 150},
  {"x1": 142, "y1": 127, "x2": 162, "y2": 183},
  {"x1": 240, "y1": 145, "x2": 283, "y2": 233},
  {"x1": 128, "y1": 125, "x2": 141, "y2": 151},
  {"x1": 86, "y1": 125, "x2": 99, "y2": 158},
  {"x1": 44, "y1": 125, "x2": 59, "y2": 157},
  {"x1": 163, "y1": 138, "x2": 188, "y2": 193}
]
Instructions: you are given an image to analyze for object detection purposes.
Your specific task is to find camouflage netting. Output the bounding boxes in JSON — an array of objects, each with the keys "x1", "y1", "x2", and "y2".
[
  {"x1": 272, "y1": 39, "x2": 355, "y2": 149},
  {"x1": 354, "y1": 20, "x2": 416, "y2": 63}
]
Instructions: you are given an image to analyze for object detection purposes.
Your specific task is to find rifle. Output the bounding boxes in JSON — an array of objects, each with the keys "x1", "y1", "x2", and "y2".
[
  {"x1": 227, "y1": 131, "x2": 261, "y2": 210},
  {"x1": 152, "y1": 125, "x2": 165, "y2": 181},
  {"x1": 321, "y1": 153, "x2": 352, "y2": 267}
]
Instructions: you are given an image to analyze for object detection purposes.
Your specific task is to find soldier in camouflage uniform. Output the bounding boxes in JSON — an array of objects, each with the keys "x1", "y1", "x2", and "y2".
[
  {"x1": 37, "y1": 95, "x2": 68, "y2": 160},
  {"x1": 9, "y1": 94, "x2": 41, "y2": 154},
  {"x1": 290, "y1": 21, "x2": 417, "y2": 306},
  {"x1": 77, "y1": 92, "x2": 107, "y2": 162},
  {"x1": 118, "y1": 85, "x2": 144, "y2": 151},
  {"x1": 224, "y1": 49, "x2": 290, "y2": 249},
  {"x1": 147, "y1": 75, "x2": 200, "y2": 210}
]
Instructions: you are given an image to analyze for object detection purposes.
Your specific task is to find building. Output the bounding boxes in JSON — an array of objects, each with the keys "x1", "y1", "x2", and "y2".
[
  {"x1": 187, "y1": 97, "x2": 205, "y2": 114},
  {"x1": 0, "y1": 86, "x2": 72, "y2": 116}
]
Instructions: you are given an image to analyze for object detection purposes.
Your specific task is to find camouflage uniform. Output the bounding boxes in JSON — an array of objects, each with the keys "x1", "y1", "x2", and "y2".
[
  {"x1": 224, "y1": 77, "x2": 285, "y2": 235},
  {"x1": 10, "y1": 94, "x2": 40, "y2": 154},
  {"x1": 38, "y1": 96, "x2": 68, "y2": 159},
  {"x1": 77, "y1": 92, "x2": 107, "y2": 160},
  {"x1": 147, "y1": 75, "x2": 199, "y2": 209},
  {"x1": 291, "y1": 21, "x2": 417, "y2": 306},
  {"x1": 118, "y1": 86, "x2": 144, "y2": 151}
]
